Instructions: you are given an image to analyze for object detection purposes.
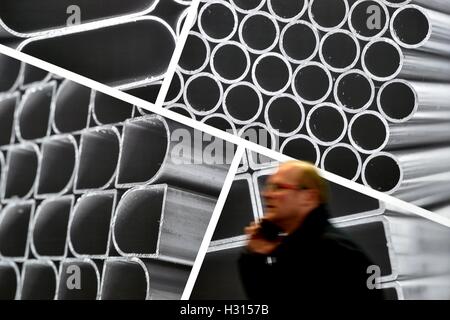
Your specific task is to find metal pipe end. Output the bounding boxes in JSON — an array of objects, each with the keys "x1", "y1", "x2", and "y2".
[
  {"x1": 334, "y1": 69, "x2": 375, "y2": 114},
  {"x1": 321, "y1": 143, "x2": 362, "y2": 182},
  {"x1": 223, "y1": 81, "x2": 263, "y2": 125},
  {"x1": 292, "y1": 61, "x2": 332, "y2": 105},
  {"x1": 280, "y1": 134, "x2": 321, "y2": 167},
  {"x1": 348, "y1": 110, "x2": 390, "y2": 154},
  {"x1": 19, "y1": 259, "x2": 58, "y2": 300},
  {"x1": 362, "y1": 152, "x2": 403, "y2": 194},
  {"x1": 306, "y1": 103, "x2": 348, "y2": 147},
  {"x1": 377, "y1": 79, "x2": 418, "y2": 123},
  {"x1": 264, "y1": 93, "x2": 305, "y2": 138}
]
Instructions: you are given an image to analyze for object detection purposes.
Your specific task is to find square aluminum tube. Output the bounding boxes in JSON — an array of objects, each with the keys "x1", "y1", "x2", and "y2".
[
  {"x1": 34, "y1": 134, "x2": 78, "y2": 199},
  {"x1": 211, "y1": 173, "x2": 258, "y2": 245},
  {"x1": 19, "y1": 259, "x2": 58, "y2": 300},
  {"x1": 99, "y1": 257, "x2": 190, "y2": 300},
  {"x1": 252, "y1": 167, "x2": 384, "y2": 223},
  {"x1": 0, "y1": 92, "x2": 19, "y2": 148},
  {"x1": 90, "y1": 90, "x2": 135, "y2": 126},
  {"x1": 112, "y1": 184, "x2": 216, "y2": 265},
  {"x1": 30, "y1": 195, "x2": 75, "y2": 260},
  {"x1": 0, "y1": 260, "x2": 20, "y2": 300},
  {"x1": 74, "y1": 126, "x2": 121, "y2": 193},
  {"x1": 57, "y1": 258, "x2": 101, "y2": 300},
  {"x1": 1, "y1": 143, "x2": 40, "y2": 203},
  {"x1": 335, "y1": 213, "x2": 450, "y2": 282},
  {"x1": 68, "y1": 190, "x2": 118, "y2": 259},
  {"x1": 0, "y1": 200, "x2": 35, "y2": 261},
  {"x1": 15, "y1": 81, "x2": 56, "y2": 142}
]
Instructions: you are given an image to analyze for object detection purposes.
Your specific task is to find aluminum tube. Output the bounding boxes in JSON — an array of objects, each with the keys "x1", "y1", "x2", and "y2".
[
  {"x1": 0, "y1": 260, "x2": 20, "y2": 300},
  {"x1": 387, "y1": 122, "x2": 450, "y2": 150},
  {"x1": 306, "y1": 103, "x2": 348, "y2": 147},
  {"x1": 334, "y1": 70, "x2": 375, "y2": 114},
  {"x1": 68, "y1": 190, "x2": 117, "y2": 259},
  {"x1": 57, "y1": 258, "x2": 100, "y2": 300},
  {"x1": 112, "y1": 184, "x2": 215, "y2": 264},
  {"x1": 1, "y1": 143, "x2": 39, "y2": 202},
  {"x1": 74, "y1": 126, "x2": 120, "y2": 193},
  {"x1": 264, "y1": 94, "x2": 305, "y2": 137},
  {"x1": 382, "y1": 0, "x2": 450, "y2": 14},
  {"x1": 319, "y1": 30, "x2": 361, "y2": 73},
  {"x1": 178, "y1": 31, "x2": 211, "y2": 75},
  {"x1": 362, "y1": 37, "x2": 450, "y2": 82},
  {"x1": 0, "y1": 200, "x2": 35, "y2": 261},
  {"x1": 252, "y1": 52, "x2": 292, "y2": 96},
  {"x1": 230, "y1": 0, "x2": 266, "y2": 14},
  {"x1": 238, "y1": 11, "x2": 280, "y2": 54},
  {"x1": 210, "y1": 41, "x2": 250, "y2": 84},
  {"x1": 52, "y1": 80, "x2": 91, "y2": 134},
  {"x1": 18, "y1": 17, "x2": 176, "y2": 88},
  {"x1": 35, "y1": 135, "x2": 78, "y2": 199},
  {"x1": 378, "y1": 80, "x2": 450, "y2": 123},
  {"x1": 391, "y1": 5, "x2": 450, "y2": 56},
  {"x1": 382, "y1": 276, "x2": 450, "y2": 300},
  {"x1": 19, "y1": 260, "x2": 58, "y2": 300},
  {"x1": 183, "y1": 72, "x2": 223, "y2": 116},
  {"x1": 0, "y1": 0, "x2": 159, "y2": 38},
  {"x1": 308, "y1": 0, "x2": 349, "y2": 32},
  {"x1": 30, "y1": 195, "x2": 74, "y2": 260},
  {"x1": 321, "y1": 143, "x2": 362, "y2": 181},
  {"x1": 90, "y1": 90, "x2": 135, "y2": 126},
  {"x1": 151, "y1": 0, "x2": 190, "y2": 35},
  {"x1": 201, "y1": 113, "x2": 237, "y2": 135},
  {"x1": 198, "y1": 0, "x2": 238, "y2": 43},
  {"x1": 116, "y1": 115, "x2": 229, "y2": 195},
  {"x1": 16, "y1": 81, "x2": 56, "y2": 142},
  {"x1": 223, "y1": 82, "x2": 263, "y2": 125},
  {"x1": 212, "y1": 174, "x2": 259, "y2": 243},
  {"x1": 163, "y1": 69, "x2": 184, "y2": 106},
  {"x1": 348, "y1": 110, "x2": 389, "y2": 154},
  {"x1": 280, "y1": 134, "x2": 321, "y2": 166},
  {"x1": 279, "y1": 20, "x2": 319, "y2": 64},
  {"x1": 0, "y1": 92, "x2": 19, "y2": 147},
  {"x1": 0, "y1": 54, "x2": 22, "y2": 92},
  {"x1": 267, "y1": 0, "x2": 308, "y2": 22},
  {"x1": 291, "y1": 62, "x2": 332, "y2": 105},
  {"x1": 362, "y1": 147, "x2": 450, "y2": 196},
  {"x1": 166, "y1": 103, "x2": 196, "y2": 120},
  {"x1": 348, "y1": 0, "x2": 390, "y2": 41},
  {"x1": 19, "y1": 64, "x2": 51, "y2": 90}
]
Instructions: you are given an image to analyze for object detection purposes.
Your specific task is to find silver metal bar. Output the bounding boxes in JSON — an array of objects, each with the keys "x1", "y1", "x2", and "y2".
[
  {"x1": 308, "y1": 0, "x2": 349, "y2": 32},
  {"x1": 306, "y1": 103, "x2": 348, "y2": 147},
  {"x1": 0, "y1": 54, "x2": 22, "y2": 92},
  {"x1": 321, "y1": 143, "x2": 362, "y2": 182},
  {"x1": 57, "y1": 258, "x2": 100, "y2": 300},
  {"x1": 348, "y1": 0, "x2": 390, "y2": 41},
  {"x1": 334, "y1": 69, "x2": 375, "y2": 114},
  {"x1": 279, "y1": 20, "x2": 319, "y2": 64},
  {"x1": 74, "y1": 126, "x2": 120, "y2": 193},
  {"x1": 319, "y1": 29, "x2": 361, "y2": 73},
  {"x1": 280, "y1": 134, "x2": 321, "y2": 166},
  {"x1": 291, "y1": 62, "x2": 332, "y2": 105},
  {"x1": 0, "y1": 260, "x2": 20, "y2": 300},
  {"x1": 0, "y1": 200, "x2": 35, "y2": 261},
  {"x1": 223, "y1": 82, "x2": 263, "y2": 126},
  {"x1": 112, "y1": 184, "x2": 215, "y2": 264},
  {"x1": 30, "y1": 195, "x2": 74, "y2": 260},
  {"x1": 264, "y1": 93, "x2": 305, "y2": 138},
  {"x1": 35, "y1": 134, "x2": 78, "y2": 199},
  {"x1": 19, "y1": 259, "x2": 58, "y2": 300},
  {"x1": 0, "y1": 92, "x2": 19, "y2": 148},
  {"x1": 68, "y1": 190, "x2": 117, "y2": 259}
]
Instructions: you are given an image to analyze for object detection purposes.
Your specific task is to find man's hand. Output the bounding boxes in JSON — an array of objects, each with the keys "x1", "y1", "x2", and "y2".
[{"x1": 245, "y1": 222, "x2": 282, "y2": 255}]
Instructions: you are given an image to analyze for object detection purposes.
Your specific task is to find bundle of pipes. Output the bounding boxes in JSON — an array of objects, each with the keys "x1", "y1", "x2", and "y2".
[
  {"x1": 167, "y1": 0, "x2": 450, "y2": 212},
  {"x1": 0, "y1": 55, "x2": 230, "y2": 300}
]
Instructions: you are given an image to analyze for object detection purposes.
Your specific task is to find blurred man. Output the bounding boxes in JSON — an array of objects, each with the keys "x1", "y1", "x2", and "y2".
[{"x1": 238, "y1": 160, "x2": 384, "y2": 300}]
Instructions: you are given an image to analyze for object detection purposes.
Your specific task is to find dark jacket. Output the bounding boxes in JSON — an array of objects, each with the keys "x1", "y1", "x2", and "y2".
[{"x1": 238, "y1": 205, "x2": 384, "y2": 300}]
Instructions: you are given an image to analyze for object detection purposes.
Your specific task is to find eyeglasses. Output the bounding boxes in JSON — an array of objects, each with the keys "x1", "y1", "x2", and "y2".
[{"x1": 264, "y1": 182, "x2": 309, "y2": 192}]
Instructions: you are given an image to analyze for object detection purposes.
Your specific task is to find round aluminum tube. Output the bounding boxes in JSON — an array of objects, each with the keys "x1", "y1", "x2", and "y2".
[
  {"x1": 0, "y1": 0, "x2": 159, "y2": 38},
  {"x1": 90, "y1": 90, "x2": 134, "y2": 126},
  {"x1": 198, "y1": 0, "x2": 238, "y2": 43},
  {"x1": 238, "y1": 11, "x2": 280, "y2": 54},
  {"x1": 16, "y1": 81, "x2": 56, "y2": 142},
  {"x1": 267, "y1": 0, "x2": 308, "y2": 22},
  {"x1": 378, "y1": 79, "x2": 450, "y2": 123},
  {"x1": 35, "y1": 135, "x2": 78, "y2": 199},
  {"x1": 223, "y1": 82, "x2": 263, "y2": 125},
  {"x1": 306, "y1": 103, "x2": 348, "y2": 147},
  {"x1": 264, "y1": 94, "x2": 305, "y2": 137},
  {"x1": 1, "y1": 143, "x2": 40, "y2": 202},
  {"x1": 183, "y1": 72, "x2": 223, "y2": 116},
  {"x1": 166, "y1": 103, "x2": 196, "y2": 120},
  {"x1": 210, "y1": 41, "x2": 250, "y2": 84},
  {"x1": 348, "y1": 110, "x2": 389, "y2": 154},
  {"x1": 0, "y1": 200, "x2": 35, "y2": 261},
  {"x1": 178, "y1": 31, "x2": 211, "y2": 75},
  {"x1": 68, "y1": 190, "x2": 117, "y2": 259},
  {"x1": 321, "y1": 143, "x2": 362, "y2": 181},
  {"x1": 30, "y1": 195, "x2": 74, "y2": 260},
  {"x1": 230, "y1": 0, "x2": 266, "y2": 14},
  {"x1": 0, "y1": 54, "x2": 22, "y2": 92},
  {"x1": 116, "y1": 115, "x2": 229, "y2": 196},
  {"x1": 252, "y1": 52, "x2": 292, "y2": 96},
  {"x1": 19, "y1": 260, "x2": 58, "y2": 300},
  {"x1": 382, "y1": 0, "x2": 450, "y2": 14},
  {"x1": 201, "y1": 113, "x2": 237, "y2": 136},
  {"x1": 348, "y1": 0, "x2": 390, "y2": 41},
  {"x1": 0, "y1": 260, "x2": 20, "y2": 300},
  {"x1": 387, "y1": 122, "x2": 450, "y2": 150},
  {"x1": 57, "y1": 258, "x2": 100, "y2": 300},
  {"x1": 163, "y1": 70, "x2": 185, "y2": 106},
  {"x1": 74, "y1": 126, "x2": 120, "y2": 193},
  {"x1": 112, "y1": 184, "x2": 215, "y2": 264},
  {"x1": 308, "y1": 0, "x2": 349, "y2": 32},
  {"x1": 280, "y1": 135, "x2": 321, "y2": 166},
  {"x1": 18, "y1": 17, "x2": 176, "y2": 88},
  {"x1": 391, "y1": 5, "x2": 450, "y2": 56},
  {"x1": 0, "y1": 92, "x2": 19, "y2": 147},
  {"x1": 52, "y1": 79, "x2": 91, "y2": 134},
  {"x1": 291, "y1": 62, "x2": 332, "y2": 105},
  {"x1": 319, "y1": 29, "x2": 361, "y2": 73},
  {"x1": 279, "y1": 20, "x2": 319, "y2": 64},
  {"x1": 334, "y1": 69, "x2": 375, "y2": 114}
]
